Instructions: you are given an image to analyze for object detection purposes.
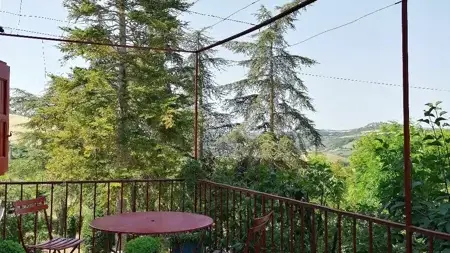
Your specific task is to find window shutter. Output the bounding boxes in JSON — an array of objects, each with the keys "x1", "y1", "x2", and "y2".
[{"x1": 0, "y1": 61, "x2": 9, "y2": 175}]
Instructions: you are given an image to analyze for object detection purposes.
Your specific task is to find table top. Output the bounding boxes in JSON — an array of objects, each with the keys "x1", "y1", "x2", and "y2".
[{"x1": 90, "y1": 212, "x2": 213, "y2": 235}]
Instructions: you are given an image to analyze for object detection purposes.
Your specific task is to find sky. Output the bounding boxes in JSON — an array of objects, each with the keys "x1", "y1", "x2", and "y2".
[{"x1": 0, "y1": 0, "x2": 449, "y2": 130}]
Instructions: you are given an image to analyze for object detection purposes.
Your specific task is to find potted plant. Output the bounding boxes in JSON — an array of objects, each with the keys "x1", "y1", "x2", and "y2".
[
  {"x1": 124, "y1": 236, "x2": 161, "y2": 253},
  {"x1": 169, "y1": 232, "x2": 203, "y2": 253},
  {"x1": 0, "y1": 240, "x2": 25, "y2": 253}
]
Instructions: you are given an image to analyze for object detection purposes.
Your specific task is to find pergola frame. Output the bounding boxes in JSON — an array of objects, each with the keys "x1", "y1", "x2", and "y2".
[{"x1": 0, "y1": 0, "x2": 415, "y2": 251}]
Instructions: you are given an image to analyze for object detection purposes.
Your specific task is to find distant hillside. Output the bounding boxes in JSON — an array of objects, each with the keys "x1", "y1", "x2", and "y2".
[
  {"x1": 7, "y1": 114, "x2": 382, "y2": 161},
  {"x1": 316, "y1": 122, "x2": 383, "y2": 161}
]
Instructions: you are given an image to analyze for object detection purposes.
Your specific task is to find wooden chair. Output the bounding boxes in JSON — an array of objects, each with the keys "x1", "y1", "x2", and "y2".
[
  {"x1": 242, "y1": 211, "x2": 273, "y2": 253},
  {"x1": 0, "y1": 200, "x2": 4, "y2": 222},
  {"x1": 14, "y1": 196, "x2": 83, "y2": 253}
]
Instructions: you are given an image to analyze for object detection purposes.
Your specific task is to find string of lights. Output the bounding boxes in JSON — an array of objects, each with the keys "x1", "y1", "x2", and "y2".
[
  {"x1": 1, "y1": 9, "x2": 254, "y2": 26},
  {"x1": 202, "y1": 0, "x2": 260, "y2": 30},
  {"x1": 227, "y1": 59, "x2": 448, "y2": 93},
  {"x1": 1, "y1": 9, "x2": 67, "y2": 23},
  {"x1": 16, "y1": 0, "x2": 23, "y2": 28},
  {"x1": 299, "y1": 72, "x2": 450, "y2": 93},
  {"x1": 3, "y1": 26, "x2": 62, "y2": 38},
  {"x1": 41, "y1": 40, "x2": 48, "y2": 79}
]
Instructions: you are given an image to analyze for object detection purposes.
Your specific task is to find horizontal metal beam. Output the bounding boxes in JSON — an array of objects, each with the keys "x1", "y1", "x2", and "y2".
[{"x1": 197, "y1": 0, "x2": 317, "y2": 53}]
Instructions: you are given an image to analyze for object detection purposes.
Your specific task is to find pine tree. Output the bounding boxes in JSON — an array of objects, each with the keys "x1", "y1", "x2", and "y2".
[
  {"x1": 17, "y1": 0, "x2": 192, "y2": 179},
  {"x1": 224, "y1": 4, "x2": 321, "y2": 152}
]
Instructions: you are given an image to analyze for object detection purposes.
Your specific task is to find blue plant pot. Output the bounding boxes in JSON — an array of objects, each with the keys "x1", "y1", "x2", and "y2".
[{"x1": 172, "y1": 242, "x2": 201, "y2": 253}]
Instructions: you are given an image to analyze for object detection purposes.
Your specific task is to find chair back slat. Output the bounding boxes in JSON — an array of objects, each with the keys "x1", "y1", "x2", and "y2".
[
  {"x1": 250, "y1": 218, "x2": 270, "y2": 234},
  {"x1": 252, "y1": 211, "x2": 273, "y2": 227},
  {"x1": 14, "y1": 196, "x2": 47, "y2": 215},
  {"x1": 15, "y1": 204, "x2": 49, "y2": 215},
  {"x1": 244, "y1": 211, "x2": 273, "y2": 253}
]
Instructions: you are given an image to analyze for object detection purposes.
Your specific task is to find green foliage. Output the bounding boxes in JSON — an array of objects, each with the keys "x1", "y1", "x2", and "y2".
[
  {"x1": 178, "y1": 158, "x2": 206, "y2": 187},
  {"x1": 2, "y1": 144, "x2": 46, "y2": 181},
  {"x1": 347, "y1": 101, "x2": 450, "y2": 250},
  {"x1": 169, "y1": 232, "x2": 201, "y2": 246},
  {"x1": 10, "y1": 0, "x2": 193, "y2": 180},
  {"x1": 213, "y1": 129, "x2": 305, "y2": 171},
  {"x1": 67, "y1": 216, "x2": 77, "y2": 238},
  {"x1": 81, "y1": 211, "x2": 115, "y2": 253},
  {"x1": 0, "y1": 240, "x2": 25, "y2": 253},
  {"x1": 13, "y1": 0, "x2": 450, "y2": 252},
  {"x1": 125, "y1": 237, "x2": 161, "y2": 253},
  {"x1": 302, "y1": 155, "x2": 347, "y2": 206}
]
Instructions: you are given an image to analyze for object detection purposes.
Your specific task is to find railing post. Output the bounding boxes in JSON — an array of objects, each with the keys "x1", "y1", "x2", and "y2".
[{"x1": 194, "y1": 181, "x2": 198, "y2": 213}]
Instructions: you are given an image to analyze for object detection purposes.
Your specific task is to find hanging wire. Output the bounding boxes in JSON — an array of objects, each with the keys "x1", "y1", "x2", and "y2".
[
  {"x1": 202, "y1": 0, "x2": 261, "y2": 31},
  {"x1": 0, "y1": 0, "x2": 3, "y2": 33},
  {"x1": 298, "y1": 72, "x2": 450, "y2": 93},
  {"x1": 41, "y1": 40, "x2": 48, "y2": 80},
  {"x1": 288, "y1": 1, "x2": 402, "y2": 47},
  {"x1": 188, "y1": 10, "x2": 255, "y2": 26}
]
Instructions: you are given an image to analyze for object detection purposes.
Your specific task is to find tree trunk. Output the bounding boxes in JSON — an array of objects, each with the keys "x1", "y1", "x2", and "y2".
[
  {"x1": 197, "y1": 35, "x2": 204, "y2": 160},
  {"x1": 116, "y1": 0, "x2": 129, "y2": 165},
  {"x1": 269, "y1": 42, "x2": 275, "y2": 134}
]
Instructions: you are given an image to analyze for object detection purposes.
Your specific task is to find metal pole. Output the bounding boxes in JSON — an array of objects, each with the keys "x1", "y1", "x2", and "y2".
[
  {"x1": 194, "y1": 52, "x2": 199, "y2": 160},
  {"x1": 401, "y1": 0, "x2": 412, "y2": 252}
]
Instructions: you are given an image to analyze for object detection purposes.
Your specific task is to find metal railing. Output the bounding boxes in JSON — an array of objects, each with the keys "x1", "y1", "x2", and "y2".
[
  {"x1": 197, "y1": 180, "x2": 450, "y2": 253},
  {"x1": 0, "y1": 179, "x2": 193, "y2": 251},
  {"x1": 1, "y1": 179, "x2": 450, "y2": 252}
]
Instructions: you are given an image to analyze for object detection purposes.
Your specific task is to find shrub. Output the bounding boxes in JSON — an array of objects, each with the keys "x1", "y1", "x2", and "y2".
[
  {"x1": 0, "y1": 240, "x2": 25, "y2": 253},
  {"x1": 125, "y1": 236, "x2": 161, "y2": 253},
  {"x1": 67, "y1": 215, "x2": 77, "y2": 238},
  {"x1": 169, "y1": 232, "x2": 201, "y2": 246}
]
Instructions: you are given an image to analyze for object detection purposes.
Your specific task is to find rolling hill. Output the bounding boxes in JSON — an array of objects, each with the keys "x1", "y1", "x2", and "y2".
[
  {"x1": 316, "y1": 122, "x2": 383, "y2": 161},
  {"x1": 7, "y1": 113, "x2": 382, "y2": 162}
]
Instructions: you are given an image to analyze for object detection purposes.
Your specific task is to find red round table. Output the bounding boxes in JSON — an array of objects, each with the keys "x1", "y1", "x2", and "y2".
[{"x1": 90, "y1": 211, "x2": 213, "y2": 235}]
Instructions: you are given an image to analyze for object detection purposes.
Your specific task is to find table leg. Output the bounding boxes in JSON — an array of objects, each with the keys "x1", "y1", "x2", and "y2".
[
  {"x1": 179, "y1": 236, "x2": 183, "y2": 253},
  {"x1": 196, "y1": 229, "x2": 208, "y2": 253},
  {"x1": 92, "y1": 228, "x2": 96, "y2": 253},
  {"x1": 118, "y1": 233, "x2": 122, "y2": 253}
]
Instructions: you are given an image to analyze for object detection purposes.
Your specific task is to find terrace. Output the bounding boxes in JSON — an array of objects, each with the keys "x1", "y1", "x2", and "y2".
[{"x1": 1, "y1": 0, "x2": 450, "y2": 252}]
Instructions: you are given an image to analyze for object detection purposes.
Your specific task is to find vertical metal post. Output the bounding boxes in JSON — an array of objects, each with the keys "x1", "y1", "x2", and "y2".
[
  {"x1": 194, "y1": 52, "x2": 199, "y2": 160},
  {"x1": 402, "y1": 0, "x2": 412, "y2": 252}
]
